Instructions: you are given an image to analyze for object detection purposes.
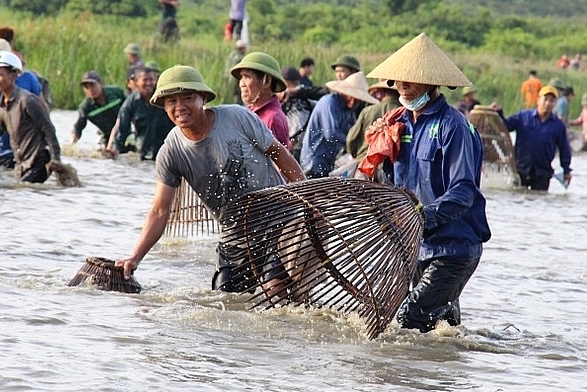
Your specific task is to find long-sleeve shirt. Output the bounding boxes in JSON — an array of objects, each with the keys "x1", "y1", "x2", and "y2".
[
  {"x1": 73, "y1": 85, "x2": 126, "y2": 145},
  {"x1": 300, "y1": 93, "x2": 357, "y2": 177},
  {"x1": 115, "y1": 91, "x2": 175, "y2": 160},
  {"x1": 0, "y1": 86, "x2": 60, "y2": 177},
  {"x1": 500, "y1": 108, "x2": 572, "y2": 177},
  {"x1": 393, "y1": 94, "x2": 491, "y2": 260}
]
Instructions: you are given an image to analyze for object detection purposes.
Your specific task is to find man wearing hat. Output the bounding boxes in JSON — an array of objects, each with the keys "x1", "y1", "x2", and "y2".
[
  {"x1": 331, "y1": 54, "x2": 361, "y2": 81},
  {"x1": 123, "y1": 43, "x2": 144, "y2": 93},
  {"x1": 492, "y1": 85, "x2": 572, "y2": 191},
  {"x1": 279, "y1": 66, "x2": 314, "y2": 162},
  {"x1": 114, "y1": 65, "x2": 305, "y2": 295},
  {"x1": 455, "y1": 85, "x2": 481, "y2": 116},
  {"x1": 346, "y1": 80, "x2": 400, "y2": 182},
  {"x1": 230, "y1": 51, "x2": 290, "y2": 147},
  {"x1": 106, "y1": 66, "x2": 174, "y2": 160},
  {"x1": 553, "y1": 85, "x2": 574, "y2": 125},
  {"x1": 363, "y1": 33, "x2": 491, "y2": 333},
  {"x1": 0, "y1": 50, "x2": 61, "y2": 183},
  {"x1": 70, "y1": 70, "x2": 126, "y2": 148},
  {"x1": 300, "y1": 71, "x2": 379, "y2": 178}
]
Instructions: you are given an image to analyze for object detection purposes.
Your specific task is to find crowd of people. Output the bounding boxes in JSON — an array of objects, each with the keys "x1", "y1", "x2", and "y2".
[{"x1": 1, "y1": 20, "x2": 582, "y2": 335}]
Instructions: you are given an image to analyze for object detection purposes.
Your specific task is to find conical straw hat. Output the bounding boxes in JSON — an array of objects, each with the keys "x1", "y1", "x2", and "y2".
[
  {"x1": 325, "y1": 71, "x2": 380, "y2": 105},
  {"x1": 367, "y1": 33, "x2": 472, "y2": 87}
]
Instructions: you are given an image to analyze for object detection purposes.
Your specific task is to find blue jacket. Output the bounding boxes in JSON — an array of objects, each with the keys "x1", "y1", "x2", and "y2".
[
  {"x1": 394, "y1": 95, "x2": 491, "y2": 261},
  {"x1": 500, "y1": 109, "x2": 572, "y2": 178},
  {"x1": 300, "y1": 93, "x2": 356, "y2": 177}
]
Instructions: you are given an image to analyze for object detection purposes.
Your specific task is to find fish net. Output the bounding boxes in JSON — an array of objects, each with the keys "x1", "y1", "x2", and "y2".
[
  {"x1": 67, "y1": 256, "x2": 141, "y2": 293},
  {"x1": 221, "y1": 177, "x2": 424, "y2": 339},
  {"x1": 468, "y1": 105, "x2": 520, "y2": 187},
  {"x1": 164, "y1": 177, "x2": 219, "y2": 237}
]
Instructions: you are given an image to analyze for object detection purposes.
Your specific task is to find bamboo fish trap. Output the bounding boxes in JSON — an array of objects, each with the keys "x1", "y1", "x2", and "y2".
[
  {"x1": 468, "y1": 105, "x2": 520, "y2": 186},
  {"x1": 221, "y1": 177, "x2": 424, "y2": 340},
  {"x1": 164, "y1": 177, "x2": 219, "y2": 237},
  {"x1": 67, "y1": 257, "x2": 141, "y2": 293}
]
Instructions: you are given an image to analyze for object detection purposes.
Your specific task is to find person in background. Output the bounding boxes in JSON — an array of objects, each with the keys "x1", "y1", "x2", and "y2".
[
  {"x1": 491, "y1": 86, "x2": 572, "y2": 191},
  {"x1": 362, "y1": 33, "x2": 491, "y2": 333},
  {"x1": 520, "y1": 70, "x2": 542, "y2": 109},
  {"x1": 70, "y1": 70, "x2": 126, "y2": 148},
  {"x1": 224, "y1": 39, "x2": 247, "y2": 105},
  {"x1": 107, "y1": 66, "x2": 174, "y2": 160},
  {"x1": 346, "y1": 80, "x2": 400, "y2": 182},
  {"x1": 300, "y1": 71, "x2": 379, "y2": 178},
  {"x1": 230, "y1": 51, "x2": 290, "y2": 148},
  {"x1": 570, "y1": 53, "x2": 582, "y2": 71},
  {"x1": 0, "y1": 50, "x2": 61, "y2": 183},
  {"x1": 159, "y1": 0, "x2": 178, "y2": 20},
  {"x1": 114, "y1": 65, "x2": 305, "y2": 294},
  {"x1": 123, "y1": 43, "x2": 144, "y2": 70},
  {"x1": 229, "y1": 0, "x2": 248, "y2": 41},
  {"x1": 556, "y1": 54, "x2": 570, "y2": 69},
  {"x1": 279, "y1": 66, "x2": 314, "y2": 162},
  {"x1": 331, "y1": 54, "x2": 361, "y2": 81},
  {"x1": 455, "y1": 85, "x2": 481, "y2": 116},
  {"x1": 145, "y1": 60, "x2": 162, "y2": 81},
  {"x1": 568, "y1": 92, "x2": 587, "y2": 151},
  {"x1": 298, "y1": 57, "x2": 315, "y2": 87},
  {"x1": 553, "y1": 86, "x2": 574, "y2": 126}
]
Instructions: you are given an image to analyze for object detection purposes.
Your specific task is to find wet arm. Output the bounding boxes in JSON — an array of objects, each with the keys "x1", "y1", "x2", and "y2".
[{"x1": 266, "y1": 140, "x2": 306, "y2": 183}]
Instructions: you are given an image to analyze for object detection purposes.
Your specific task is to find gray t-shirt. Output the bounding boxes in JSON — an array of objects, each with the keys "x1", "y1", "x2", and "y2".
[{"x1": 156, "y1": 104, "x2": 285, "y2": 220}]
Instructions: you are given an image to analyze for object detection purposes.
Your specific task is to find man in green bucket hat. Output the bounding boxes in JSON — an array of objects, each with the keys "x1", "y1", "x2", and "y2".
[
  {"x1": 230, "y1": 51, "x2": 290, "y2": 147},
  {"x1": 115, "y1": 65, "x2": 305, "y2": 296},
  {"x1": 331, "y1": 54, "x2": 361, "y2": 81}
]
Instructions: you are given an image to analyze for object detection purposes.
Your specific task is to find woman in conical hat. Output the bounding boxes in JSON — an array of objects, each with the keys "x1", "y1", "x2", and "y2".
[{"x1": 362, "y1": 33, "x2": 491, "y2": 333}]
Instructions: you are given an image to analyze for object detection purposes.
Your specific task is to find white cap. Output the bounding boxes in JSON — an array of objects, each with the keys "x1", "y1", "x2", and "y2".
[{"x1": 0, "y1": 50, "x2": 23, "y2": 74}]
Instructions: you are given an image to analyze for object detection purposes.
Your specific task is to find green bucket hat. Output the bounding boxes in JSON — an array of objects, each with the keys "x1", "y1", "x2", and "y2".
[
  {"x1": 123, "y1": 43, "x2": 141, "y2": 55},
  {"x1": 548, "y1": 77, "x2": 566, "y2": 90},
  {"x1": 330, "y1": 54, "x2": 361, "y2": 72},
  {"x1": 145, "y1": 60, "x2": 161, "y2": 73},
  {"x1": 150, "y1": 65, "x2": 217, "y2": 108},
  {"x1": 230, "y1": 52, "x2": 286, "y2": 92}
]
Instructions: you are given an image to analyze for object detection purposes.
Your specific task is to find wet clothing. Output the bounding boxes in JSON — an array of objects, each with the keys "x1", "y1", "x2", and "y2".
[
  {"x1": 281, "y1": 91, "x2": 314, "y2": 162},
  {"x1": 300, "y1": 93, "x2": 357, "y2": 178},
  {"x1": 114, "y1": 91, "x2": 174, "y2": 160},
  {"x1": 249, "y1": 95, "x2": 290, "y2": 148},
  {"x1": 0, "y1": 86, "x2": 60, "y2": 183},
  {"x1": 499, "y1": 108, "x2": 572, "y2": 190},
  {"x1": 391, "y1": 94, "x2": 491, "y2": 332},
  {"x1": 553, "y1": 96, "x2": 570, "y2": 125},
  {"x1": 0, "y1": 132, "x2": 14, "y2": 168},
  {"x1": 155, "y1": 104, "x2": 286, "y2": 291},
  {"x1": 73, "y1": 85, "x2": 126, "y2": 146}
]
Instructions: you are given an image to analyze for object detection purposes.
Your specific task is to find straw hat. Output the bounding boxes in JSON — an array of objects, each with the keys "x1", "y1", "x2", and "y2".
[
  {"x1": 150, "y1": 65, "x2": 217, "y2": 107},
  {"x1": 0, "y1": 38, "x2": 11, "y2": 51},
  {"x1": 368, "y1": 80, "x2": 397, "y2": 95},
  {"x1": 462, "y1": 86, "x2": 477, "y2": 96},
  {"x1": 326, "y1": 71, "x2": 380, "y2": 105},
  {"x1": 367, "y1": 33, "x2": 472, "y2": 87}
]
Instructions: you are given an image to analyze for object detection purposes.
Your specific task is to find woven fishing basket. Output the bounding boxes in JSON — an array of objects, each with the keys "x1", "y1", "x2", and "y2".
[
  {"x1": 221, "y1": 177, "x2": 424, "y2": 339},
  {"x1": 164, "y1": 177, "x2": 219, "y2": 237},
  {"x1": 468, "y1": 105, "x2": 519, "y2": 182},
  {"x1": 67, "y1": 257, "x2": 141, "y2": 294}
]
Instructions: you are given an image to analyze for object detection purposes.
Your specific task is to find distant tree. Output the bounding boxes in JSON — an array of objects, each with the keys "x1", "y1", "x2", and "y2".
[
  {"x1": 6, "y1": 0, "x2": 67, "y2": 15},
  {"x1": 66, "y1": 0, "x2": 148, "y2": 17},
  {"x1": 385, "y1": 0, "x2": 437, "y2": 14}
]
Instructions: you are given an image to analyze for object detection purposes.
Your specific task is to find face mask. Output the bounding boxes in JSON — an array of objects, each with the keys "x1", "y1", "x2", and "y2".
[{"x1": 399, "y1": 92, "x2": 430, "y2": 111}]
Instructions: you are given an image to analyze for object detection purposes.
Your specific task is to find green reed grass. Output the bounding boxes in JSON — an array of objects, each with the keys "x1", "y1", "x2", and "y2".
[{"x1": 4, "y1": 8, "x2": 587, "y2": 117}]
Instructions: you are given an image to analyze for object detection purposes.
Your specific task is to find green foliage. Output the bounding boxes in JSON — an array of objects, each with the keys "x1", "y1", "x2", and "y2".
[
  {"x1": 3, "y1": 0, "x2": 587, "y2": 117},
  {"x1": 6, "y1": 0, "x2": 67, "y2": 15}
]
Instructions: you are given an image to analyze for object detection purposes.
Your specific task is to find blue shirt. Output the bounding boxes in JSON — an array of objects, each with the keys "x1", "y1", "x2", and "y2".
[
  {"x1": 394, "y1": 95, "x2": 491, "y2": 260},
  {"x1": 300, "y1": 93, "x2": 356, "y2": 177},
  {"x1": 501, "y1": 108, "x2": 572, "y2": 177},
  {"x1": 16, "y1": 71, "x2": 42, "y2": 96}
]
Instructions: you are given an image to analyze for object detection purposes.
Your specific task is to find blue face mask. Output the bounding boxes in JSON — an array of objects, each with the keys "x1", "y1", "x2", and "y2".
[{"x1": 399, "y1": 92, "x2": 430, "y2": 111}]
